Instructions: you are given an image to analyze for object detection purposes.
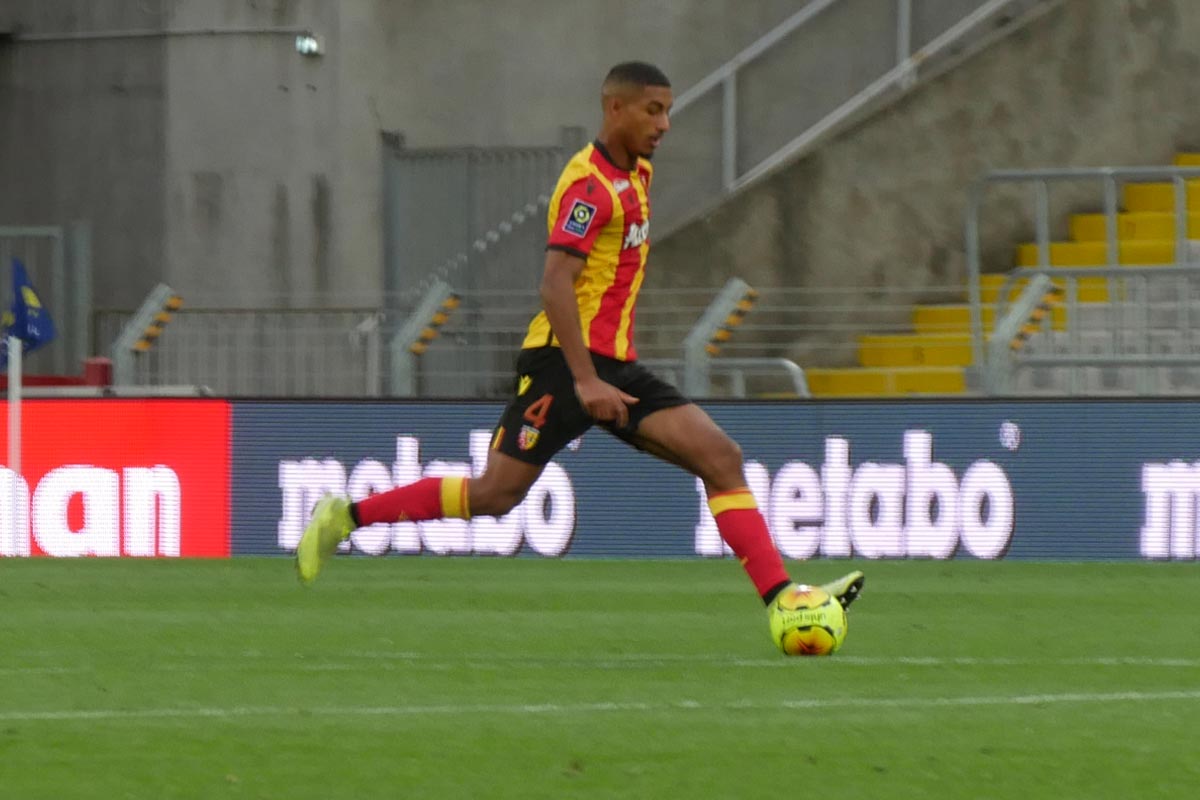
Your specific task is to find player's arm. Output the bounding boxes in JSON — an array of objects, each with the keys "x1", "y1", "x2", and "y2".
[{"x1": 539, "y1": 250, "x2": 638, "y2": 427}]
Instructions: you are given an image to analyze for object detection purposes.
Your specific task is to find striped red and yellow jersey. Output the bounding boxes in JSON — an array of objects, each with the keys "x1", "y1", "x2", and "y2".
[{"x1": 521, "y1": 141, "x2": 653, "y2": 362}]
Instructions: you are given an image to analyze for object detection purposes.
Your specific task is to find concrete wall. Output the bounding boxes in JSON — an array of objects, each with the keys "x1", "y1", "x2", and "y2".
[
  {"x1": 336, "y1": 0, "x2": 806, "y2": 308},
  {"x1": 2, "y1": 0, "x2": 807, "y2": 317},
  {"x1": 0, "y1": 0, "x2": 167, "y2": 310},
  {"x1": 648, "y1": 0, "x2": 1200, "y2": 365},
  {"x1": 162, "y1": 0, "x2": 343, "y2": 306}
]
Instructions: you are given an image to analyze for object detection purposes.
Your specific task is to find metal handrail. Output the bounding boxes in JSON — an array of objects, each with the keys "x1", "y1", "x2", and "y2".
[
  {"x1": 643, "y1": 357, "x2": 810, "y2": 399},
  {"x1": 671, "y1": 0, "x2": 842, "y2": 110},
  {"x1": 660, "y1": 0, "x2": 1061, "y2": 232},
  {"x1": 966, "y1": 165, "x2": 1200, "y2": 375},
  {"x1": 985, "y1": 263, "x2": 1200, "y2": 395}
]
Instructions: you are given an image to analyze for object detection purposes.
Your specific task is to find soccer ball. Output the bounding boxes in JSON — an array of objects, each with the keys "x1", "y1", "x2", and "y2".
[{"x1": 769, "y1": 584, "x2": 847, "y2": 656}]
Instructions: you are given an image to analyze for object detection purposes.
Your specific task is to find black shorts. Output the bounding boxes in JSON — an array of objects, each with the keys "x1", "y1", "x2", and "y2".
[{"x1": 492, "y1": 347, "x2": 690, "y2": 465}]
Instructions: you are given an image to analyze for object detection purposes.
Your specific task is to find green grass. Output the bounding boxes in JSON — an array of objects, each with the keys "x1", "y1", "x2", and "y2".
[{"x1": 0, "y1": 558, "x2": 1197, "y2": 799}]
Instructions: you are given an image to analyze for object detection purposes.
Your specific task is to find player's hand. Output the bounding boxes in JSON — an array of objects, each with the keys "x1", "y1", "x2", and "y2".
[{"x1": 574, "y1": 376, "x2": 639, "y2": 428}]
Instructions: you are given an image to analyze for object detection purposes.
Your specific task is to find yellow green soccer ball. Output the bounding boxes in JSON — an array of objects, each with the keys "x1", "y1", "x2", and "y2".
[{"x1": 769, "y1": 585, "x2": 848, "y2": 656}]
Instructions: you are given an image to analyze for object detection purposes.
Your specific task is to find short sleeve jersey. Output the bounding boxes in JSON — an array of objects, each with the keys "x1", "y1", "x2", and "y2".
[{"x1": 521, "y1": 141, "x2": 653, "y2": 362}]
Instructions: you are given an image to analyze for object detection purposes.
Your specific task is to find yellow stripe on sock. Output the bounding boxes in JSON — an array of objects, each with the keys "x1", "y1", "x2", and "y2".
[
  {"x1": 440, "y1": 476, "x2": 471, "y2": 519},
  {"x1": 707, "y1": 488, "x2": 757, "y2": 517}
]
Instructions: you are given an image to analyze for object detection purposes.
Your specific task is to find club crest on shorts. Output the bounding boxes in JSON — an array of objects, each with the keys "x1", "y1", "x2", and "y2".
[
  {"x1": 562, "y1": 199, "x2": 597, "y2": 237},
  {"x1": 518, "y1": 424, "x2": 541, "y2": 451}
]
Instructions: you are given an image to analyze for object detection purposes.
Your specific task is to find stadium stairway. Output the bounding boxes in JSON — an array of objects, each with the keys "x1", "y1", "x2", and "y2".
[{"x1": 806, "y1": 153, "x2": 1200, "y2": 398}]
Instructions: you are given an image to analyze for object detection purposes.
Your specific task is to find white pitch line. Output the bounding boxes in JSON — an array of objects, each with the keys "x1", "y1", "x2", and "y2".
[
  {"x1": 3, "y1": 655, "x2": 1200, "y2": 676},
  {"x1": 1, "y1": 689, "x2": 1199, "y2": 723},
  {"x1": 339, "y1": 652, "x2": 1200, "y2": 669}
]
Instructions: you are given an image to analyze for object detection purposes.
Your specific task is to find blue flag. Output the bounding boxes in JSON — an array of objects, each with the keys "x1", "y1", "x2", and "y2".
[{"x1": 0, "y1": 258, "x2": 57, "y2": 368}]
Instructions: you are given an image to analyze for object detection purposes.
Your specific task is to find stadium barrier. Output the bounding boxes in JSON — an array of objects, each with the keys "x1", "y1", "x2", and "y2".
[
  {"x1": 91, "y1": 285, "x2": 965, "y2": 399},
  {"x1": 2, "y1": 397, "x2": 1199, "y2": 561}
]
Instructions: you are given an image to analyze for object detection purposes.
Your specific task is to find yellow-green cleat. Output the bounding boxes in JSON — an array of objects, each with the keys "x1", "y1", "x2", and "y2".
[
  {"x1": 819, "y1": 570, "x2": 865, "y2": 610},
  {"x1": 295, "y1": 496, "x2": 355, "y2": 585}
]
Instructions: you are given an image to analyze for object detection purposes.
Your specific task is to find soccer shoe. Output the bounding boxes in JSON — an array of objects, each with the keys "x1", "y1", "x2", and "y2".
[
  {"x1": 295, "y1": 496, "x2": 354, "y2": 585},
  {"x1": 819, "y1": 570, "x2": 865, "y2": 610}
]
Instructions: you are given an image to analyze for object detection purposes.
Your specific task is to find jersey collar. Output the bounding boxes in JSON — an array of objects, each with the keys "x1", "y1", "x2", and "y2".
[{"x1": 592, "y1": 139, "x2": 636, "y2": 173}]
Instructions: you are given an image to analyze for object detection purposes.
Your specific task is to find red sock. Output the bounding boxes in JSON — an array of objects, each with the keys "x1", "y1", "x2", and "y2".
[
  {"x1": 709, "y1": 487, "x2": 790, "y2": 598},
  {"x1": 353, "y1": 476, "x2": 470, "y2": 526}
]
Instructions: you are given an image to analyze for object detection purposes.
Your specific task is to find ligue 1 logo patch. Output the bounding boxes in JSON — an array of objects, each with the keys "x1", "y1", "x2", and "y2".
[
  {"x1": 518, "y1": 425, "x2": 541, "y2": 451},
  {"x1": 563, "y1": 199, "x2": 597, "y2": 237}
]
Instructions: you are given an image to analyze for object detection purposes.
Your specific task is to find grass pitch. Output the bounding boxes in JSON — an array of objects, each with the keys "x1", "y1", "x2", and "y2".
[{"x1": 0, "y1": 558, "x2": 1197, "y2": 799}]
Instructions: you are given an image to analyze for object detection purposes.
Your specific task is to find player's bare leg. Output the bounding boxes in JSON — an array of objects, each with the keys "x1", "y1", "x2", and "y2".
[
  {"x1": 465, "y1": 449, "x2": 544, "y2": 517},
  {"x1": 628, "y1": 404, "x2": 864, "y2": 608},
  {"x1": 297, "y1": 448, "x2": 542, "y2": 584}
]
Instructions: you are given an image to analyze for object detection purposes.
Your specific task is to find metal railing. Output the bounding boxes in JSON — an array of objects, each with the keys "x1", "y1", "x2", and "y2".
[
  {"x1": 382, "y1": 131, "x2": 584, "y2": 296},
  {"x1": 645, "y1": 357, "x2": 811, "y2": 399},
  {"x1": 654, "y1": 0, "x2": 1063, "y2": 233},
  {"x1": 375, "y1": 0, "x2": 1060, "y2": 305},
  {"x1": 0, "y1": 223, "x2": 91, "y2": 374},
  {"x1": 987, "y1": 265, "x2": 1200, "y2": 396},
  {"x1": 966, "y1": 166, "x2": 1200, "y2": 384},
  {"x1": 93, "y1": 283, "x2": 978, "y2": 398},
  {"x1": 95, "y1": 307, "x2": 390, "y2": 397}
]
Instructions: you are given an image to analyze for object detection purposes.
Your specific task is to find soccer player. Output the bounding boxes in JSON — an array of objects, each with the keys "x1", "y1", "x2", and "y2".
[{"x1": 296, "y1": 61, "x2": 863, "y2": 636}]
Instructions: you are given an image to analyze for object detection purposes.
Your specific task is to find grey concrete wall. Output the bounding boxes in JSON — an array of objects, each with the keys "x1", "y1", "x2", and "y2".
[
  {"x1": 648, "y1": 0, "x2": 1200, "y2": 366},
  {"x1": 344, "y1": 0, "x2": 806, "y2": 149},
  {"x1": 0, "y1": 0, "x2": 167, "y2": 310},
  {"x1": 3, "y1": 0, "x2": 809, "y2": 315},
  {"x1": 335, "y1": 0, "x2": 808, "y2": 308},
  {"x1": 162, "y1": 0, "x2": 344, "y2": 306}
]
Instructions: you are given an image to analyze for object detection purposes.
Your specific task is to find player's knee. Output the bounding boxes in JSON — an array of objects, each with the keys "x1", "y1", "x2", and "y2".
[
  {"x1": 701, "y1": 436, "x2": 744, "y2": 487},
  {"x1": 469, "y1": 480, "x2": 528, "y2": 517},
  {"x1": 714, "y1": 437, "x2": 743, "y2": 474}
]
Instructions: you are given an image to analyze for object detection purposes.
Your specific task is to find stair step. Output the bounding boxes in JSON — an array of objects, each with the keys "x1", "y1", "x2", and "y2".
[
  {"x1": 1070, "y1": 212, "x2": 1200, "y2": 242},
  {"x1": 1123, "y1": 180, "x2": 1200, "y2": 213},
  {"x1": 857, "y1": 333, "x2": 972, "y2": 368},
  {"x1": 981, "y1": 274, "x2": 1122, "y2": 304},
  {"x1": 1015, "y1": 240, "x2": 1176, "y2": 267},
  {"x1": 807, "y1": 367, "x2": 966, "y2": 397},
  {"x1": 912, "y1": 303, "x2": 1067, "y2": 334}
]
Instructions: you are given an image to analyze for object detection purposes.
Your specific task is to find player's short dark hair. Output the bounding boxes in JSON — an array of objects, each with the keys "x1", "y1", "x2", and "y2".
[{"x1": 604, "y1": 61, "x2": 671, "y2": 90}]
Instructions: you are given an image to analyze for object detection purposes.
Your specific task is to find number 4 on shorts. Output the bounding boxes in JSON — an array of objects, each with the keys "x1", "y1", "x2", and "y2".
[{"x1": 523, "y1": 393, "x2": 553, "y2": 428}]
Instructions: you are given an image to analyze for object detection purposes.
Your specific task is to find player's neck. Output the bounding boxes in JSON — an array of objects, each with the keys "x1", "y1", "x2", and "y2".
[{"x1": 594, "y1": 133, "x2": 635, "y2": 172}]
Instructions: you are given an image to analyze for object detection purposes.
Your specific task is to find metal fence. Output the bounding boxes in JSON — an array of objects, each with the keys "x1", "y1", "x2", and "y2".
[
  {"x1": 95, "y1": 283, "x2": 981, "y2": 398},
  {"x1": 653, "y1": 0, "x2": 1063, "y2": 233},
  {"x1": 382, "y1": 130, "x2": 585, "y2": 298},
  {"x1": 966, "y1": 166, "x2": 1200, "y2": 395},
  {"x1": 988, "y1": 265, "x2": 1200, "y2": 396},
  {"x1": 94, "y1": 307, "x2": 389, "y2": 397},
  {"x1": 0, "y1": 223, "x2": 91, "y2": 375},
  {"x1": 377, "y1": 0, "x2": 1060, "y2": 311}
]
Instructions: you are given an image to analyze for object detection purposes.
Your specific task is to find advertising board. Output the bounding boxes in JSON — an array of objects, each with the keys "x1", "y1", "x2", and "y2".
[{"x1": 0, "y1": 400, "x2": 231, "y2": 557}]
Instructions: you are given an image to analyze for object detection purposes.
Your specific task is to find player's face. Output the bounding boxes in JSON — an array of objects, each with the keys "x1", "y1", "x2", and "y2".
[{"x1": 622, "y1": 85, "x2": 672, "y2": 159}]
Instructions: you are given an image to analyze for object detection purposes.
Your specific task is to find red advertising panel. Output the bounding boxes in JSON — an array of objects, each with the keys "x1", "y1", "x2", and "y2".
[{"x1": 0, "y1": 399, "x2": 230, "y2": 557}]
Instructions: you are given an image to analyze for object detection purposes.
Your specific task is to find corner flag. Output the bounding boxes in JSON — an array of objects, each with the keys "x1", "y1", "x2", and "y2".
[{"x1": 0, "y1": 259, "x2": 57, "y2": 367}]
